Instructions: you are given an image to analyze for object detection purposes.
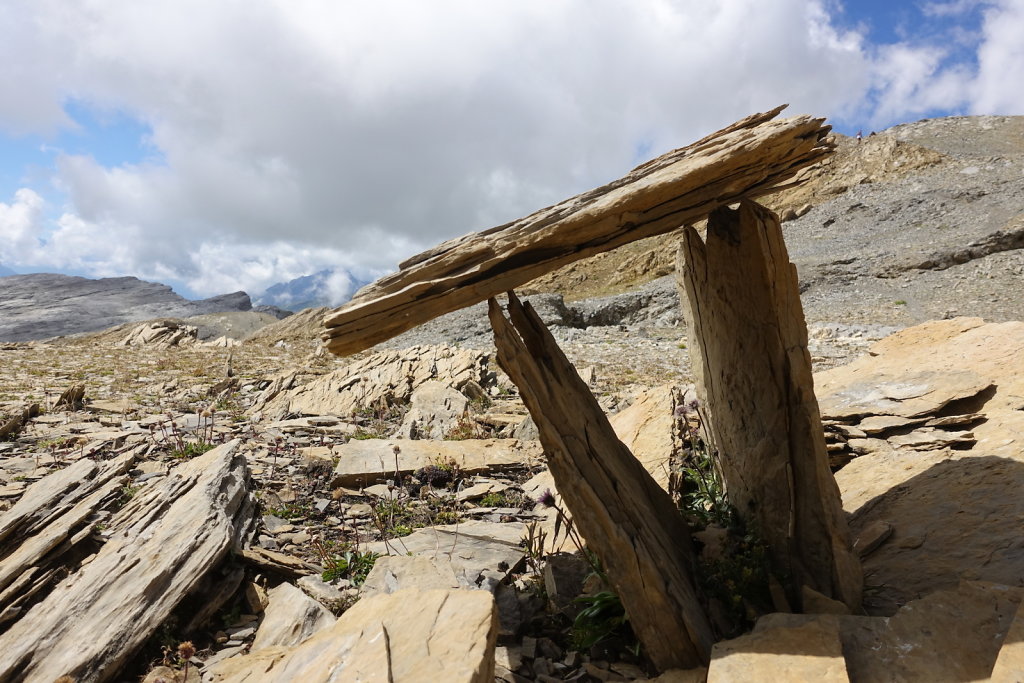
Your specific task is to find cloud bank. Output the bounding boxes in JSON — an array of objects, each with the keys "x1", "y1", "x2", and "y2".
[{"x1": 0, "y1": 0, "x2": 1020, "y2": 299}]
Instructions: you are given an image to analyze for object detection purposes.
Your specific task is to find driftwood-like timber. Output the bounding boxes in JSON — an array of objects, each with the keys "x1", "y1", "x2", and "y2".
[
  {"x1": 676, "y1": 200, "x2": 862, "y2": 609},
  {"x1": 489, "y1": 292, "x2": 713, "y2": 670},
  {"x1": 324, "y1": 105, "x2": 834, "y2": 356},
  {"x1": 0, "y1": 441, "x2": 256, "y2": 683}
]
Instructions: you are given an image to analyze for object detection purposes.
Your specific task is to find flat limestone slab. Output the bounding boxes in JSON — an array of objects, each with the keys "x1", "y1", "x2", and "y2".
[
  {"x1": 751, "y1": 582, "x2": 1022, "y2": 681},
  {"x1": 326, "y1": 438, "x2": 542, "y2": 487},
  {"x1": 708, "y1": 616, "x2": 849, "y2": 682},
  {"x1": 205, "y1": 588, "x2": 498, "y2": 683},
  {"x1": 363, "y1": 520, "x2": 525, "y2": 590},
  {"x1": 839, "y1": 449, "x2": 1024, "y2": 614},
  {"x1": 817, "y1": 369, "x2": 992, "y2": 421},
  {"x1": 359, "y1": 555, "x2": 463, "y2": 599}
]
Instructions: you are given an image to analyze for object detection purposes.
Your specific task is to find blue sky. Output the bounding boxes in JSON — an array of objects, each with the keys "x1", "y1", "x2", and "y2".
[{"x1": 1, "y1": 0, "x2": 1021, "y2": 300}]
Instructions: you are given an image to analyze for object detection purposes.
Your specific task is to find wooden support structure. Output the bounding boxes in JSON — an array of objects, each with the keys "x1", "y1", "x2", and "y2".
[
  {"x1": 676, "y1": 200, "x2": 862, "y2": 609},
  {"x1": 319, "y1": 107, "x2": 864, "y2": 666},
  {"x1": 489, "y1": 292, "x2": 713, "y2": 669},
  {"x1": 324, "y1": 106, "x2": 834, "y2": 356}
]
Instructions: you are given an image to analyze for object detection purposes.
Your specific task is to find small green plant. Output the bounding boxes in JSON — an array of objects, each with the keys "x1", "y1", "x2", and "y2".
[
  {"x1": 314, "y1": 542, "x2": 379, "y2": 585},
  {"x1": 674, "y1": 400, "x2": 730, "y2": 527},
  {"x1": 154, "y1": 410, "x2": 220, "y2": 460},
  {"x1": 264, "y1": 500, "x2": 313, "y2": 520},
  {"x1": 171, "y1": 441, "x2": 217, "y2": 459},
  {"x1": 433, "y1": 509, "x2": 460, "y2": 525},
  {"x1": 478, "y1": 489, "x2": 531, "y2": 508},
  {"x1": 479, "y1": 491, "x2": 509, "y2": 507},
  {"x1": 350, "y1": 427, "x2": 382, "y2": 440},
  {"x1": 469, "y1": 395, "x2": 492, "y2": 411},
  {"x1": 572, "y1": 590, "x2": 631, "y2": 651},
  {"x1": 894, "y1": 300, "x2": 907, "y2": 306},
  {"x1": 116, "y1": 484, "x2": 141, "y2": 509},
  {"x1": 696, "y1": 521, "x2": 773, "y2": 634},
  {"x1": 443, "y1": 416, "x2": 482, "y2": 441},
  {"x1": 372, "y1": 498, "x2": 414, "y2": 530},
  {"x1": 674, "y1": 397, "x2": 774, "y2": 634}
]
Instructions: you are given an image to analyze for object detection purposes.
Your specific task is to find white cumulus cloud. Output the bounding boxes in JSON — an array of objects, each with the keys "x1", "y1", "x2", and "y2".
[{"x1": 0, "y1": 0, "x2": 1018, "y2": 297}]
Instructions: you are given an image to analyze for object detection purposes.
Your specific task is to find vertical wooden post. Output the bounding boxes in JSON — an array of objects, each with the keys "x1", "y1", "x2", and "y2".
[
  {"x1": 677, "y1": 199, "x2": 862, "y2": 610},
  {"x1": 489, "y1": 293, "x2": 713, "y2": 670}
]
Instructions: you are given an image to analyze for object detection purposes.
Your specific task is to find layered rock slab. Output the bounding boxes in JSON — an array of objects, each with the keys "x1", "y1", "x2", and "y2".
[
  {"x1": 490, "y1": 293, "x2": 713, "y2": 669},
  {"x1": 0, "y1": 452, "x2": 137, "y2": 624},
  {"x1": 0, "y1": 442, "x2": 255, "y2": 683},
  {"x1": 820, "y1": 318, "x2": 1024, "y2": 613},
  {"x1": 250, "y1": 582, "x2": 335, "y2": 652},
  {"x1": 205, "y1": 587, "x2": 498, "y2": 682},
  {"x1": 262, "y1": 345, "x2": 493, "y2": 418},
  {"x1": 363, "y1": 520, "x2": 525, "y2": 591},
  {"x1": 326, "y1": 438, "x2": 542, "y2": 487}
]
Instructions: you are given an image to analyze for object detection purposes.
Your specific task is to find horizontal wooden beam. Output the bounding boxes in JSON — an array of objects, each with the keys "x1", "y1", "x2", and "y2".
[{"x1": 324, "y1": 105, "x2": 833, "y2": 356}]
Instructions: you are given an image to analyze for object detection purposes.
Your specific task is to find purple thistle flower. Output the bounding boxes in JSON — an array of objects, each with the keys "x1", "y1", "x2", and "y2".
[{"x1": 537, "y1": 488, "x2": 556, "y2": 508}]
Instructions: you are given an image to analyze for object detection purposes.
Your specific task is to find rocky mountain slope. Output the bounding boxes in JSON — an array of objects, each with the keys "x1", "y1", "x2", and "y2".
[
  {"x1": 0, "y1": 273, "x2": 256, "y2": 342},
  {"x1": 244, "y1": 114, "x2": 1021, "y2": 372},
  {"x1": 525, "y1": 115, "x2": 1024, "y2": 330},
  {"x1": 2, "y1": 113, "x2": 1023, "y2": 681}
]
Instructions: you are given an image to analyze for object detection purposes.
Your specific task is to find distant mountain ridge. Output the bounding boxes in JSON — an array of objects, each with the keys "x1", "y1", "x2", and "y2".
[
  {"x1": 254, "y1": 268, "x2": 373, "y2": 311},
  {"x1": 0, "y1": 273, "x2": 253, "y2": 342}
]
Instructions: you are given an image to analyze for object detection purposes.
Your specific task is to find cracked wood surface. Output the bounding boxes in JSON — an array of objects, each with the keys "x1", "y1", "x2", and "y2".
[
  {"x1": 489, "y1": 292, "x2": 713, "y2": 670},
  {"x1": 677, "y1": 200, "x2": 862, "y2": 610},
  {"x1": 324, "y1": 105, "x2": 833, "y2": 356}
]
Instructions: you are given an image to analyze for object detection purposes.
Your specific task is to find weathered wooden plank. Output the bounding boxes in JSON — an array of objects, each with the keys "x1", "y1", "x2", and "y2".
[
  {"x1": 676, "y1": 200, "x2": 862, "y2": 610},
  {"x1": 0, "y1": 441, "x2": 256, "y2": 683},
  {"x1": 489, "y1": 292, "x2": 713, "y2": 670},
  {"x1": 324, "y1": 106, "x2": 833, "y2": 356}
]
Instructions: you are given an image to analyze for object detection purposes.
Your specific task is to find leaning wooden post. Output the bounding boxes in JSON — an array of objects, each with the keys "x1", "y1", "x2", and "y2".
[
  {"x1": 489, "y1": 293, "x2": 713, "y2": 670},
  {"x1": 676, "y1": 199, "x2": 862, "y2": 610}
]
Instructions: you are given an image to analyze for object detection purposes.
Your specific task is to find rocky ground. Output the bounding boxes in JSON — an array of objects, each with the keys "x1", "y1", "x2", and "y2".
[{"x1": 1, "y1": 114, "x2": 1023, "y2": 681}]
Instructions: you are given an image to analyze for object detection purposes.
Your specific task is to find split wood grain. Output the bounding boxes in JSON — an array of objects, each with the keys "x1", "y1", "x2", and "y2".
[
  {"x1": 676, "y1": 200, "x2": 862, "y2": 610},
  {"x1": 324, "y1": 105, "x2": 833, "y2": 356},
  {"x1": 489, "y1": 292, "x2": 713, "y2": 670}
]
